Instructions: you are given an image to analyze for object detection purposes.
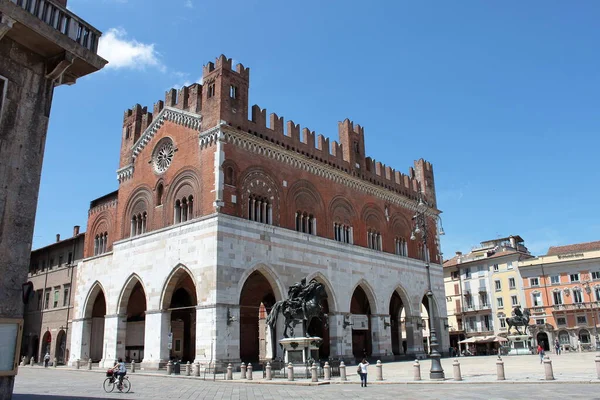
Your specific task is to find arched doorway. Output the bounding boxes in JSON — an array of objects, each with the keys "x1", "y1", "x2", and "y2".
[
  {"x1": 162, "y1": 269, "x2": 197, "y2": 362},
  {"x1": 89, "y1": 289, "x2": 106, "y2": 362},
  {"x1": 306, "y1": 296, "x2": 330, "y2": 359},
  {"x1": 118, "y1": 277, "x2": 147, "y2": 363},
  {"x1": 389, "y1": 290, "x2": 408, "y2": 356},
  {"x1": 55, "y1": 330, "x2": 66, "y2": 365},
  {"x1": 537, "y1": 332, "x2": 550, "y2": 351},
  {"x1": 30, "y1": 336, "x2": 39, "y2": 363},
  {"x1": 350, "y1": 286, "x2": 372, "y2": 360},
  {"x1": 579, "y1": 329, "x2": 591, "y2": 345},
  {"x1": 40, "y1": 331, "x2": 52, "y2": 360},
  {"x1": 239, "y1": 271, "x2": 276, "y2": 363}
]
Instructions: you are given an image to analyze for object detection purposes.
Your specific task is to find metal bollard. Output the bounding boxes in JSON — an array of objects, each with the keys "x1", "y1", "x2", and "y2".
[
  {"x1": 496, "y1": 356, "x2": 505, "y2": 380},
  {"x1": 340, "y1": 361, "x2": 347, "y2": 381},
  {"x1": 413, "y1": 359, "x2": 421, "y2": 381},
  {"x1": 185, "y1": 361, "x2": 191, "y2": 376},
  {"x1": 287, "y1": 362, "x2": 294, "y2": 381},
  {"x1": 30, "y1": 357, "x2": 34, "y2": 367},
  {"x1": 76, "y1": 359, "x2": 80, "y2": 370},
  {"x1": 596, "y1": 354, "x2": 600, "y2": 379},
  {"x1": 324, "y1": 361, "x2": 331, "y2": 381},
  {"x1": 247, "y1": 363, "x2": 253, "y2": 380},
  {"x1": 453, "y1": 358, "x2": 462, "y2": 381},
  {"x1": 543, "y1": 356, "x2": 554, "y2": 380},
  {"x1": 195, "y1": 361, "x2": 200, "y2": 377},
  {"x1": 311, "y1": 362, "x2": 318, "y2": 382},
  {"x1": 376, "y1": 360, "x2": 383, "y2": 381},
  {"x1": 54, "y1": 358, "x2": 58, "y2": 368},
  {"x1": 166, "y1": 360, "x2": 173, "y2": 375},
  {"x1": 240, "y1": 362, "x2": 246, "y2": 379},
  {"x1": 266, "y1": 362, "x2": 272, "y2": 380},
  {"x1": 226, "y1": 363, "x2": 233, "y2": 380},
  {"x1": 131, "y1": 360, "x2": 135, "y2": 373}
]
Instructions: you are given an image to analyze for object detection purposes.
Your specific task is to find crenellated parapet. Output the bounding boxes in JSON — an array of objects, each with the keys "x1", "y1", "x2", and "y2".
[{"x1": 117, "y1": 54, "x2": 436, "y2": 205}]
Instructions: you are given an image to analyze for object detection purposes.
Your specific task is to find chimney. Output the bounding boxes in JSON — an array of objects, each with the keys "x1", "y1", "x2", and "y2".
[
  {"x1": 509, "y1": 236, "x2": 517, "y2": 248},
  {"x1": 455, "y1": 251, "x2": 462, "y2": 256},
  {"x1": 56, "y1": 234, "x2": 60, "y2": 242},
  {"x1": 73, "y1": 225, "x2": 80, "y2": 237}
]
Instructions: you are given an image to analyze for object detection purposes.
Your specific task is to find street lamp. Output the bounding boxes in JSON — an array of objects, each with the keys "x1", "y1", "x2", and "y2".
[
  {"x1": 410, "y1": 188, "x2": 445, "y2": 380},
  {"x1": 582, "y1": 281, "x2": 600, "y2": 351}
]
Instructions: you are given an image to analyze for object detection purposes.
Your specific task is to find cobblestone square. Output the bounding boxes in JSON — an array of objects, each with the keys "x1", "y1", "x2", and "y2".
[{"x1": 12, "y1": 353, "x2": 600, "y2": 400}]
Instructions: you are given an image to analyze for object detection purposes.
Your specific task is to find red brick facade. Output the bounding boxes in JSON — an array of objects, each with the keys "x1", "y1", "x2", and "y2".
[{"x1": 84, "y1": 55, "x2": 440, "y2": 262}]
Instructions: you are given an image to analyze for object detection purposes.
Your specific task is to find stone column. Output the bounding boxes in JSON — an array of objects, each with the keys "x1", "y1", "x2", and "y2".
[
  {"x1": 370, "y1": 315, "x2": 385, "y2": 358},
  {"x1": 69, "y1": 318, "x2": 92, "y2": 366},
  {"x1": 328, "y1": 313, "x2": 351, "y2": 358},
  {"x1": 194, "y1": 305, "x2": 221, "y2": 364},
  {"x1": 100, "y1": 314, "x2": 126, "y2": 368},
  {"x1": 141, "y1": 310, "x2": 170, "y2": 369}
]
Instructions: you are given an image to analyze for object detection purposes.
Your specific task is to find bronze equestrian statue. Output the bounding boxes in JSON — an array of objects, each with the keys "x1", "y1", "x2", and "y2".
[
  {"x1": 266, "y1": 278, "x2": 327, "y2": 338},
  {"x1": 506, "y1": 306, "x2": 531, "y2": 335}
]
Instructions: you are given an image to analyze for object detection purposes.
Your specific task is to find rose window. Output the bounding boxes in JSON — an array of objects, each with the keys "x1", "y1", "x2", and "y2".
[{"x1": 153, "y1": 139, "x2": 174, "y2": 173}]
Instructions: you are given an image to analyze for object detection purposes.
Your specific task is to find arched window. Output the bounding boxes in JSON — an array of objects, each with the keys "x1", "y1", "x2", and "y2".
[
  {"x1": 295, "y1": 211, "x2": 316, "y2": 235},
  {"x1": 94, "y1": 232, "x2": 109, "y2": 255},
  {"x1": 395, "y1": 237, "x2": 408, "y2": 256},
  {"x1": 225, "y1": 166, "x2": 235, "y2": 186},
  {"x1": 156, "y1": 183, "x2": 164, "y2": 206},
  {"x1": 417, "y1": 243, "x2": 425, "y2": 260},
  {"x1": 333, "y1": 222, "x2": 352, "y2": 244},
  {"x1": 94, "y1": 235, "x2": 99, "y2": 255},
  {"x1": 367, "y1": 229, "x2": 382, "y2": 251},
  {"x1": 247, "y1": 194, "x2": 271, "y2": 224},
  {"x1": 131, "y1": 213, "x2": 147, "y2": 236},
  {"x1": 174, "y1": 195, "x2": 194, "y2": 224}
]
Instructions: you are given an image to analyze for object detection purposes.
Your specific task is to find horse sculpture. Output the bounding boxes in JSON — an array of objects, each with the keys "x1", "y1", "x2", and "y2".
[
  {"x1": 506, "y1": 308, "x2": 531, "y2": 335},
  {"x1": 266, "y1": 279, "x2": 327, "y2": 338}
]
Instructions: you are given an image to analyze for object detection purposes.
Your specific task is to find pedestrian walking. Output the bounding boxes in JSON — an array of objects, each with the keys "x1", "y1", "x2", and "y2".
[
  {"x1": 358, "y1": 358, "x2": 369, "y2": 387},
  {"x1": 554, "y1": 339, "x2": 561, "y2": 355},
  {"x1": 43, "y1": 352, "x2": 50, "y2": 368},
  {"x1": 537, "y1": 343, "x2": 545, "y2": 364}
]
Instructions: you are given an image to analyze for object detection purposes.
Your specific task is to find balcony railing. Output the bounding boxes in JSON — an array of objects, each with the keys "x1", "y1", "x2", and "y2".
[
  {"x1": 462, "y1": 304, "x2": 492, "y2": 313},
  {"x1": 465, "y1": 326, "x2": 493, "y2": 333},
  {"x1": 552, "y1": 301, "x2": 600, "y2": 312},
  {"x1": 8, "y1": 0, "x2": 100, "y2": 53}
]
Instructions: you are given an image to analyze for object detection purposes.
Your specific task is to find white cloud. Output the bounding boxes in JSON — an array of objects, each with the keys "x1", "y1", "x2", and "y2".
[
  {"x1": 184, "y1": 0, "x2": 193, "y2": 8},
  {"x1": 98, "y1": 28, "x2": 164, "y2": 71},
  {"x1": 169, "y1": 75, "x2": 203, "y2": 91}
]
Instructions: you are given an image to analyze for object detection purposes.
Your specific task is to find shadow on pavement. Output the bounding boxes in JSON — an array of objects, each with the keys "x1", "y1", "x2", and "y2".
[{"x1": 15, "y1": 394, "x2": 135, "y2": 399}]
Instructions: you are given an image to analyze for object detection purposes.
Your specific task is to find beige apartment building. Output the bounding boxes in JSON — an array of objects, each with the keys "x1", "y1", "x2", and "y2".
[
  {"x1": 22, "y1": 226, "x2": 85, "y2": 365},
  {"x1": 444, "y1": 236, "x2": 532, "y2": 353}
]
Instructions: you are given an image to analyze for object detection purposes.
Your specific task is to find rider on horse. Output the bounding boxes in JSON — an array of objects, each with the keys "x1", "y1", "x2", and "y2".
[{"x1": 287, "y1": 278, "x2": 308, "y2": 320}]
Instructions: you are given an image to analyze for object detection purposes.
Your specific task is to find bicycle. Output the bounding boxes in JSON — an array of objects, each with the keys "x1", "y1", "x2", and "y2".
[{"x1": 103, "y1": 370, "x2": 131, "y2": 393}]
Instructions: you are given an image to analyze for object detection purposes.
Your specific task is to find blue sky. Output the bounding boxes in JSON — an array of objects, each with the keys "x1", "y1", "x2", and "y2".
[{"x1": 34, "y1": 0, "x2": 600, "y2": 257}]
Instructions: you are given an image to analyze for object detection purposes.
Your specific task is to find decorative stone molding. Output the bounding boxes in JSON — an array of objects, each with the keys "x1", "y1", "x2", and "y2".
[
  {"x1": 89, "y1": 199, "x2": 118, "y2": 215},
  {"x1": 131, "y1": 107, "x2": 202, "y2": 160},
  {"x1": 117, "y1": 164, "x2": 134, "y2": 183}
]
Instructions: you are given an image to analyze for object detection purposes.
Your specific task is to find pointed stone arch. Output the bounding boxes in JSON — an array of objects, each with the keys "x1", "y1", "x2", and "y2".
[
  {"x1": 237, "y1": 262, "x2": 285, "y2": 303},
  {"x1": 159, "y1": 264, "x2": 198, "y2": 311},
  {"x1": 83, "y1": 281, "x2": 107, "y2": 319},
  {"x1": 350, "y1": 279, "x2": 378, "y2": 314},
  {"x1": 117, "y1": 273, "x2": 148, "y2": 315},
  {"x1": 388, "y1": 284, "x2": 413, "y2": 356},
  {"x1": 305, "y1": 271, "x2": 338, "y2": 312}
]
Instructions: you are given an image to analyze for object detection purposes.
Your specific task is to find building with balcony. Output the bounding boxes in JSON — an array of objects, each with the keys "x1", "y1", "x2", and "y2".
[
  {"x1": 0, "y1": 0, "x2": 105, "y2": 396},
  {"x1": 444, "y1": 235, "x2": 532, "y2": 353},
  {"x1": 519, "y1": 241, "x2": 600, "y2": 352},
  {"x1": 21, "y1": 226, "x2": 85, "y2": 365}
]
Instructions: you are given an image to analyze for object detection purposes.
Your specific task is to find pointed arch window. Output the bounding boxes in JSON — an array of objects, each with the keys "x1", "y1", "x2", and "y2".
[{"x1": 156, "y1": 183, "x2": 164, "y2": 206}]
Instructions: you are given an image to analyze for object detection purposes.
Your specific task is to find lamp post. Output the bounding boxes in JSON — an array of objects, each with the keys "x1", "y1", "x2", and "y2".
[
  {"x1": 582, "y1": 281, "x2": 600, "y2": 351},
  {"x1": 410, "y1": 189, "x2": 445, "y2": 380}
]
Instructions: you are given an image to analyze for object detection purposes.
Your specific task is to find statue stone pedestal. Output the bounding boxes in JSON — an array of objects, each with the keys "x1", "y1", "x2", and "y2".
[
  {"x1": 280, "y1": 337, "x2": 322, "y2": 364},
  {"x1": 507, "y1": 335, "x2": 533, "y2": 355}
]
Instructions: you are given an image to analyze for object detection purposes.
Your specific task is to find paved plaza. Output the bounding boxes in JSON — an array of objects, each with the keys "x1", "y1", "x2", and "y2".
[{"x1": 12, "y1": 352, "x2": 600, "y2": 399}]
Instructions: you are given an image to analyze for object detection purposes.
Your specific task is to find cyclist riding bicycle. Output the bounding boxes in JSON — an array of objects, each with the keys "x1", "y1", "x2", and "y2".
[{"x1": 111, "y1": 358, "x2": 127, "y2": 388}]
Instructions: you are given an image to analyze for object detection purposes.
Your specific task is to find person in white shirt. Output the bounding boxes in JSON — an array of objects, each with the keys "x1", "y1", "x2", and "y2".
[{"x1": 358, "y1": 358, "x2": 369, "y2": 387}]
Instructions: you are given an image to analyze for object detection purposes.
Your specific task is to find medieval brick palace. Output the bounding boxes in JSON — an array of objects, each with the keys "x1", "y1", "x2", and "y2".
[{"x1": 69, "y1": 55, "x2": 449, "y2": 368}]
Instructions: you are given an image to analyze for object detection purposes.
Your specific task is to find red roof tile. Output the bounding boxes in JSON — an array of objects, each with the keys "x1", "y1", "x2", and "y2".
[{"x1": 546, "y1": 240, "x2": 600, "y2": 256}]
